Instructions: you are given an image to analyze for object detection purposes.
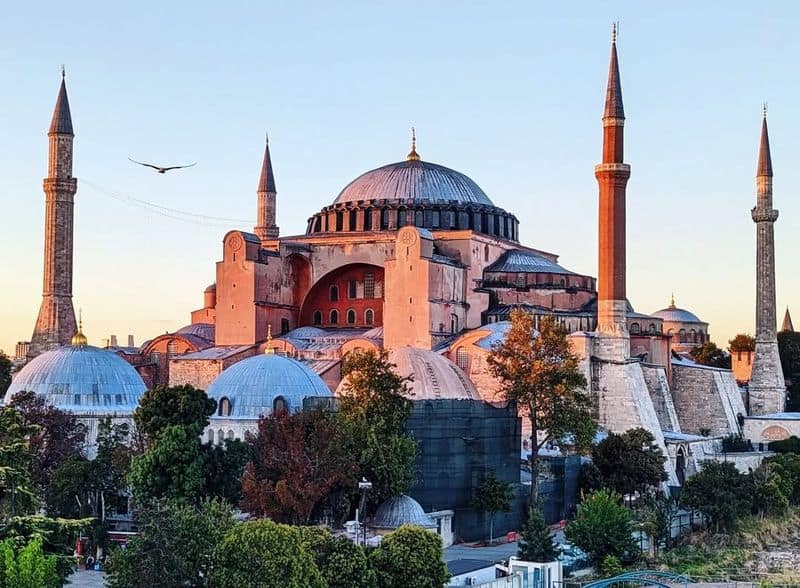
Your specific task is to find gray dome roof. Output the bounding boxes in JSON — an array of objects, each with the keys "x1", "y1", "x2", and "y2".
[
  {"x1": 176, "y1": 323, "x2": 215, "y2": 341},
  {"x1": 5, "y1": 345, "x2": 146, "y2": 414},
  {"x1": 370, "y1": 494, "x2": 435, "y2": 529},
  {"x1": 206, "y1": 353, "x2": 331, "y2": 419},
  {"x1": 389, "y1": 347, "x2": 480, "y2": 400},
  {"x1": 651, "y1": 305, "x2": 704, "y2": 324},
  {"x1": 485, "y1": 249, "x2": 575, "y2": 275},
  {"x1": 333, "y1": 160, "x2": 493, "y2": 206}
]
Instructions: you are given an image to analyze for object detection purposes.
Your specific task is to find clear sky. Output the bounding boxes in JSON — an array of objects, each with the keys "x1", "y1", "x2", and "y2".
[{"x1": 1, "y1": 1, "x2": 798, "y2": 354}]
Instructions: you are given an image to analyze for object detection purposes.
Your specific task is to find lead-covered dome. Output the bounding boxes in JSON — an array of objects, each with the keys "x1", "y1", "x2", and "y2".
[
  {"x1": 5, "y1": 345, "x2": 146, "y2": 414},
  {"x1": 206, "y1": 353, "x2": 331, "y2": 419},
  {"x1": 651, "y1": 299, "x2": 704, "y2": 324},
  {"x1": 334, "y1": 160, "x2": 493, "y2": 206}
]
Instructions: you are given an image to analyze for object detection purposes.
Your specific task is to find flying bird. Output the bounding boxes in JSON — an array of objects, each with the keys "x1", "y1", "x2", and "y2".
[{"x1": 128, "y1": 158, "x2": 197, "y2": 174}]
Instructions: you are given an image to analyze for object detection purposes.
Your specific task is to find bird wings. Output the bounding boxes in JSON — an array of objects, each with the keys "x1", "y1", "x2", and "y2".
[{"x1": 128, "y1": 158, "x2": 197, "y2": 173}]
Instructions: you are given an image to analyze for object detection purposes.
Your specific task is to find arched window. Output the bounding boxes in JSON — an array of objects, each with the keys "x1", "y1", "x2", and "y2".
[
  {"x1": 455, "y1": 347, "x2": 469, "y2": 370},
  {"x1": 217, "y1": 429, "x2": 224, "y2": 444},
  {"x1": 365, "y1": 309, "x2": 374, "y2": 325},
  {"x1": 364, "y1": 208, "x2": 373, "y2": 231},
  {"x1": 679, "y1": 329, "x2": 687, "y2": 343},
  {"x1": 397, "y1": 208, "x2": 407, "y2": 227},
  {"x1": 450, "y1": 313, "x2": 459, "y2": 333},
  {"x1": 227, "y1": 430, "x2": 235, "y2": 440},
  {"x1": 207, "y1": 429, "x2": 214, "y2": 444},
  {"x1": 364, "y1": 271, "x2": 375, "y2": 298},
  {"x1": 630, "y1": 323, "x2": 640, "y2": 334},
  {"x1": 218, "y1": 397, "x2": 231, "y2": 417},
  {"x1": 348, "y1": 280, "x2": 357, "y2": 299},
  {"x1": 330, "y1": 309, "x2": 339, "y2": 325},
  {"x1": 381, "y1": 208, "x2": 390, "y2": 229},
  {"x1": 415, "y1": 209, "x2": 424, "y2": 227},
  {"x1": 346, "y1": 309, "x2": 356, "y2": 324},
  {"x1": 432, "y1": 210, "x2": 441, "y2": 228},
  {"x1": 649, "y1": 323, "x2": 656, "y2": 334},
  {"x1": 313, "y1": 310, "x2": 322, "y2": 325},
  {"x1": 335, "y1": 211, "x2": 343, "y2": 231},
  {"x1": 349, "y1": 209, "x2": 358, "y2": 231},
  {"x1": 329, "y1": 285, "x2": 339, "y2": 301},
  {"x1": 484, "y1": 244, "x2": 489, "y2": 262},
  {"x1": 690, "y1": 329, "x2": 696, "y2": 343},
  {"x1": 273, "y1": 396, "x2": 287, "y2": 414}
]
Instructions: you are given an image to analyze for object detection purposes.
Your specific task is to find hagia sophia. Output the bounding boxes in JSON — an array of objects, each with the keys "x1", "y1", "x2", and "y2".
[{"x1": 6, "y1": 29, "x2": 798, "y2": 533}]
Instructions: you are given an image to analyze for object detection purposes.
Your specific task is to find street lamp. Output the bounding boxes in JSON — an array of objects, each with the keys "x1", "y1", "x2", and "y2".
[{"x1": 357, "y1": 478, "x2": 373, "y2": 547}]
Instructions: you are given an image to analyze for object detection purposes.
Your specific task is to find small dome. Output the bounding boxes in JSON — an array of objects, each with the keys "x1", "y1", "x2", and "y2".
[
  {"x1": 652, "y1": 304, "x2": 703, "y2": 324},
  {"x1": 5, "y1": 345, "x2": 146, "y2": 414},
  {"x1": 379, "y1": 347, "x2": 481, "y2": 400},
  {"x1": 206, "y1": 353, "x2": 331, "y2": 419},
  {"x1": 176, "y1": 323, "x2": 215, "y2": 341},
  {"x1": 370, "y1": 494, "x2": 435, "y2": 530},
  {"x1": 284, "y1": 326, "x2": 328, "y2": 340},
  {"x1": 333, "y1": 160, "x2": 493, "y2": 206},
  {"x1": 204, "y1": 283, "x2": 217, "y2": 293}
]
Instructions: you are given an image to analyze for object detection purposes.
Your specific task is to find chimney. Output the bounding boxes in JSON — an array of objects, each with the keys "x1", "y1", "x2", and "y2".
[
  {"x1": 110, "y1": 335, "x2": 118, "y2": 347},
  {"x1": 128, "y1": 334, "x2": 135, "y2": 347}
]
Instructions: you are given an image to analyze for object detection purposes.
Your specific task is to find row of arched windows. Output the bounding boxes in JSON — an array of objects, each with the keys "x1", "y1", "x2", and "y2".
[
  {"x1": 313, "y1": 308, "x2": 375, "y2": 326},
  {"x1": 217, "y1": 395, "x2": 287, "y2": 418},
  {"x1": 629, "y1": 323, "x2": 661, "y2": 335},
  {"x1": 329, "y1": 272, "x2": 378, "y2": 302}
]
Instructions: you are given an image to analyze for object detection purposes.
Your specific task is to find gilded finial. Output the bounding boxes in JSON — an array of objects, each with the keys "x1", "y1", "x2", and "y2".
[
  {"x1": 265, "y1": 324, "x2": 274, "y2": 354},
  {"x1": 611, "y1": 22, "x2": 617, "y2": 43},
  {"x1": 762, "y1": 102, "x2": 768, "y2": 119},
  {"x1": 669, "y1": 293, "x2": 676, "y2": 308},
  {"x1": 71, "y1": 308, "x2": 88, "y2": 347},
  {"x1": 407, "y1": 127, "x2": 420, "y2": 161},
  {"x1": 61, "y1": 64, "x2": 65, "y2": 80}
]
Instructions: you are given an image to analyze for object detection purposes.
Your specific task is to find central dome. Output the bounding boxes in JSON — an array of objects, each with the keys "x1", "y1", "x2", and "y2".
[{"x1": 333, "y1": 159, "x2": 493, "y2": 206}]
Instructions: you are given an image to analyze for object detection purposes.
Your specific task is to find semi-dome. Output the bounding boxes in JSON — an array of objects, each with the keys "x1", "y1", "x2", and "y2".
[
  {"x1": 206, "y1": 352, "x2": 331, "y2": 419},
  {"x1": 370, "y1": 494, "x2": 436, "y2": 530},
  {"x1": 176, "y1": 323, "x2": 215, "y2": 341},
  {"x1": 334, "y1": 159, "x2": 493, "y2": 206},
  {"x1": 5, "y1": 345, "x2": 146, "y2": 414}
]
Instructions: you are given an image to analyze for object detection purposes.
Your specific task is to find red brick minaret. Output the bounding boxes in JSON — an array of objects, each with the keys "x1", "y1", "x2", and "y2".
[
  {"x1": 595, "y1": 25, "x2": 631, "y2": 360},
  {"x1": 28, "y1": 70, "x2": 78, "y2": 360},
  {"x1": 254, "y1": 134, "x2": 279, "y2": 240}
]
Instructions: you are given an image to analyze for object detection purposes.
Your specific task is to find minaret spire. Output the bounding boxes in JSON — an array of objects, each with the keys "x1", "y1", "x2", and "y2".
[
  {"x1": 254, "y1": 133, "x2": 279, "y2": 240},
  {"x1": 782, "y1": 307, "x2": 794, "y2": 333},
  {"x1": 749, "y1": 107, "x2": 785, "y2": 414},
  {"x1": 29, "y1": 72, "x2": 79, "y2": 360},
  {"x1": 594, "y1": 24, "x2": 631, "y2": 360}
]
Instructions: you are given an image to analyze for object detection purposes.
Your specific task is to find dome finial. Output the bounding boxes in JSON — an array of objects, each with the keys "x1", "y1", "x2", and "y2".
[
  {"x1": 611, "y1": 22, "x2": 617, "y2": 43},
  {"x1": 669, "y1": 293, "x2": 676, "y2": 308},
  {"x1": 407, "y1": 127, "x2": 420, "y2": 161},
  {"x1": 265, "y1": 323, "x2": 274, "y2": 354},
  {"x1": 71, "y1": 308, "x2": 87, "y2": 347}
]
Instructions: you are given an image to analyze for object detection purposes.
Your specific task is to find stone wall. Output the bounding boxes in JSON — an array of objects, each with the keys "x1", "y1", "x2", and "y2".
[
  {"x1": 641, "y1": 364, "x2": 681, "y2": 432},
  {"x1": 744, "y1": 415, "x2": 800, "y2": 443},
  {"x1": 671, "y1": 364, "x2": 745, "y2": 436}
]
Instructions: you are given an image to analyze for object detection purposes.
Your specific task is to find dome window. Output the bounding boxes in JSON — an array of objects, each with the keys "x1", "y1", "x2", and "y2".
[
  {"x1": 313, "y1": 311, "x2": 322, "y2": 325},
  {"x1": 273, "y1": 396, "x2": 287, "y2": 414},
  {"x1": 365, "y1": 309, "x2": 374, "y2": 325},
  {"x1": 347, "y1": 309, "x2": 356, "y2": 325},
  {"x1": 218, "y1": 397, "x2": 232, "y2": 417},
  {"x1": 630, "y1": 323, "x2": 640, "y2": 335},
  {"x1": 649, "y1": 323, "x2": 656, "y2": 334},
  {"x1": 679, "y1": 329, "x2": 687, "y2": 343},
  {"x1": 206, "y1": 430, "x2": 214, "y2": 444},
  {"x1": 281, "y1": 319, "x2": 290, "y2": 334},
  {"x1": 330, "y1": 310, "x2": 339, "y2": 325}
]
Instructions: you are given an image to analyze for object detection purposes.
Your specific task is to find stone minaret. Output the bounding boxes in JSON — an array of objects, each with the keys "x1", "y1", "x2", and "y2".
[
  {"x1": 594, "y1": 25, "x2": 631, "y2": 361},
  {"x1": 28, "y1": 71, "x2": 78, "y2": 360},
  {"x1": 749, "y1": 109, "x2": 786, "y2": 415},
  {"x1": 254, "y1": 134, "x2": 278, "y2": 240}
]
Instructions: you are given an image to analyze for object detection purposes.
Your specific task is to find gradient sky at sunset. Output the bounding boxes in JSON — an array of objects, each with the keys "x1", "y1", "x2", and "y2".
[{"x1": 1, "y1": 1, "x2": 799, "y2": 354}]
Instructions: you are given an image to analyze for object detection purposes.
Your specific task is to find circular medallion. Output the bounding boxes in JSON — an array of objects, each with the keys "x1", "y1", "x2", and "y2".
[
  {"x1": 228, "y1": 235, "x2": 243, "y2": 251},
  {"x1": 400, "y1": 229, "x2": 417, "y2": 246}
]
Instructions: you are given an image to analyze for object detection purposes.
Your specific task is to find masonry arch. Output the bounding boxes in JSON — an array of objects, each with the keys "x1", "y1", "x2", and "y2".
[{"x1": 299, "y1": 263, "x2": 384, "y2": 328}]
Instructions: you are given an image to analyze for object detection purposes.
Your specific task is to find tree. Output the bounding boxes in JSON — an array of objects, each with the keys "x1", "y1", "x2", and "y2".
[
  {"x1": 769, "y1": 436, "x2": 800, "y2": 454},
  {"x1": 565, "y1": 489, "x2": 638, "y2": 565},
  {"x1": 763, "y1": 453, "x2": 800, "y2": 504},
  {"x1": 517, "y1": 507, "x2": 556, "y2": 562},
  {"x1": 6, "y1": 391, "x2": 85, "y2": 495},
  {"x1": 0, "y1": 537, "x2": 59, "y2": 588},
  {"x1": 0, "y1": 353, "x2": 11, "y2": 398},
  {"x1": 471, "y1": 471, "x2": 513, "y2": 545},
  {"x1": 748, "y1": 462, "x2": 790, "y2": 519},
  {"x1": 778, "y1": 331, "x2": 800, "y2": 411},
  {"x1": 578, "y1": 462, "x2": 604, "y2": 496},
  {"x1": 203, "y1": 438, "x2": 252, "y2": 505},
  {"x1": 487, "y1": 311, "x2": 595, "y2": 504},
  {"x1": 721, "y1": 433, "x2": 752, "y2": 453},
  {"x1": 728, "y1": 334, "x2": 755, "y2": 353},
  {"x1": 369, "y1": 525, "x2": 450, "y2": 588},
  {"x1": 107, "y1": 498, "x2": 234, "y2": 588},
  {"x1": 635, "y1": 493, "x2": 677, "y2": 557},
  {"x1": 134, "y1": 385, "x2": 216, "y2": 443},
  {"x1": 296, "y1": 526, "x2": 376, "y2": 588},
  {"x1": 689, "y1": 342, "x2": 730, "y2": 368},
  {"x1": 339, "y1": 349, "x2": 418, "y2": 505},
  {"x1": 679, "y1": 461, "x2": 749, "y2": 533},
  {"x1": 241, "y1": 409, "x2": 357, "y2": 524},
  {"x1": 208, "y1": 519, "x2": 325, "y2": 588},
  {"x1": 0, "y1": 408, "x2": 38, "y2": 517},
  {"x1": 128, "y1": 425, "x2": 207, "y2": 505},
  {"x1": 592, "y1": 428, "x2": 667, "y2": 497}
]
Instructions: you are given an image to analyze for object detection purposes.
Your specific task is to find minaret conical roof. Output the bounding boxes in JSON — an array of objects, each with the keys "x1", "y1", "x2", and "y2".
[
  {"x1": 49, "y1": 71, "x2": 74, "y2": 135},
  {"x1": 758, "y1": 112, "x2": 773, "y2": 177},
  {"x1": 258, "y1": 135, "x2": 276, "y2": 193},
  {"x1": 782, "y1": 307, "x2": 794, "y2": 332},
  {"x1": 604, "y1": 25, "x2": 625, "y2": 119}
]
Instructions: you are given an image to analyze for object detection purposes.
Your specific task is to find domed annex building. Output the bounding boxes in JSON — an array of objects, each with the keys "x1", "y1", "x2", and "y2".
[
  {"x1": 5, "y1": 328, "x2": 146, "y2": 454},
  {"x1": 651, "y1": 296, "x2": 710, "y2": 353}
]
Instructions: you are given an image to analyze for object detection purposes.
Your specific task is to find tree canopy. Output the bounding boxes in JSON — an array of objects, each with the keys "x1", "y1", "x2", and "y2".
[
  {"x1": 565, "y1": 489, "x2": 637, "y2": 565},
  {"x1": 0, "y1": 353, "x2": 11, "y2": 398},
  {"x1": 518, "y1": 506, "x2": 557, "y2": 562},
  {"x1": 591, "y1": 428, "x2": 668, "y2": 497},
  {"x1": 689, "y1": 341, "x2": 730, "y2": 368},
  {"x1": 134, "y1": 385, "x2": 216, "y2": 443},
  {"x1": 471, "y1": 471, "x2": 513, "y2": 545},
  {"x1": 728, "y1": 333, "x2": 755, "y2": 353},
  {"x1": 369, "y1": 525, "x2": 450, "y2": 588},
  {"x1": 679, "y1": 461, "x2": 750, "y2": 533},
  {"x1": 487, "y1": 311, "x2": 594, "y2": 503}
]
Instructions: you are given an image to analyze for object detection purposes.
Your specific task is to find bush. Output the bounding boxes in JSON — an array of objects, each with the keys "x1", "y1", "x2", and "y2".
[
  {"x1": 601, "y1": 554, "x2": 624, "y2": 577},
  {"x1": 769, "y1": 436, "x2": 800, "y2": 454},
  {"x1": 721, "y1": 434, "x2": 751, "y2": 453},
  {"x1": 565, "y1": 489, "x2": 638, "y2": 565},
  {"x1": 680, "y1": 461, "x2": 749, "y2": 533},
  {"x1": 369, "y1": 525, "x2": 450, "y2": 588}
]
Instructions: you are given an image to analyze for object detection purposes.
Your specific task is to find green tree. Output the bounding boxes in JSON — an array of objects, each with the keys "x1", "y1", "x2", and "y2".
[
  {"x1": 471, "y1": 471, "x2": 513, "y2": 545},
  {"x1": 635, "y1": 493, "x2": 676, "y2": 557},
  {"x1": 728, "y1": 333, "x2": 755, "y2": 352},
  {"x1": 0, "y1": 537, "x2": 59, "y2": 588},
  {"x1": 0, "y1": 353, "x2": 11, "y2": 398},
  {"x1": 578, "y1": 462, "x2": 604, "y2": 496},
  {"x1": 601, "y1": 554, "x2": 624, "y2": 577},
  {"x1": 592, "y1": 428, "x2": 667, "y2": 497},
  {"x1": 209, "y1": 519, "x2": 325, "y2": 588},
  {"x1": 339, "y1": 349, "x2": 418, "y2": 505},
  {"x1": 778, "y1": 331, "x2": 800, "y2": 411},
  {"x1": 241, "y1": 409, "x2": 357, "y2": 524},
  {"x1": 565, "y1": 489, "x2": 638, "y2": 565},
  {"x1": 763, "y1": 453, "x2": 800, "y2": 504},
  {"x1": 134, "y1": 385, "x2": 216, "y2": 443},
  {"x1": 487, "y1": 311, "x2": 594, "y2": 504},
  {"x1": 203, "y1": 438, "x2": 252, "y2": 505},
  {"x1": 769, "y1": 436, "x2": 800, "y2": 454},
  {"x1": 128, "y1": 425, "x2": 206, "y2": 505},
  {"x1": 748, "y1": 462, "x2": 790, "y2": 519},
  {"x1": 517, "y1": 507, "x2": 556, "y2": 562},
  {"x1": 679, "y1": 461, "x2": 749, "y2": 533},
  {"x1": 107, "y1": 498, "x2": 234, "y2": 588},
  {"x1": 721, "y1": 433, "x2": 752, "y2": 453},
  {"x1": 296, "y1": 526, "x2": 376, "y2": 588},
  {"x1": 369, "y1": 525, "x2": 450, "y2": 588},
  {"x1": 689, "y1": 341, "x2": 730, "y2": 368},
  {"x1": 0, "y1": 408, "x2": 38, "y2": 517}
]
